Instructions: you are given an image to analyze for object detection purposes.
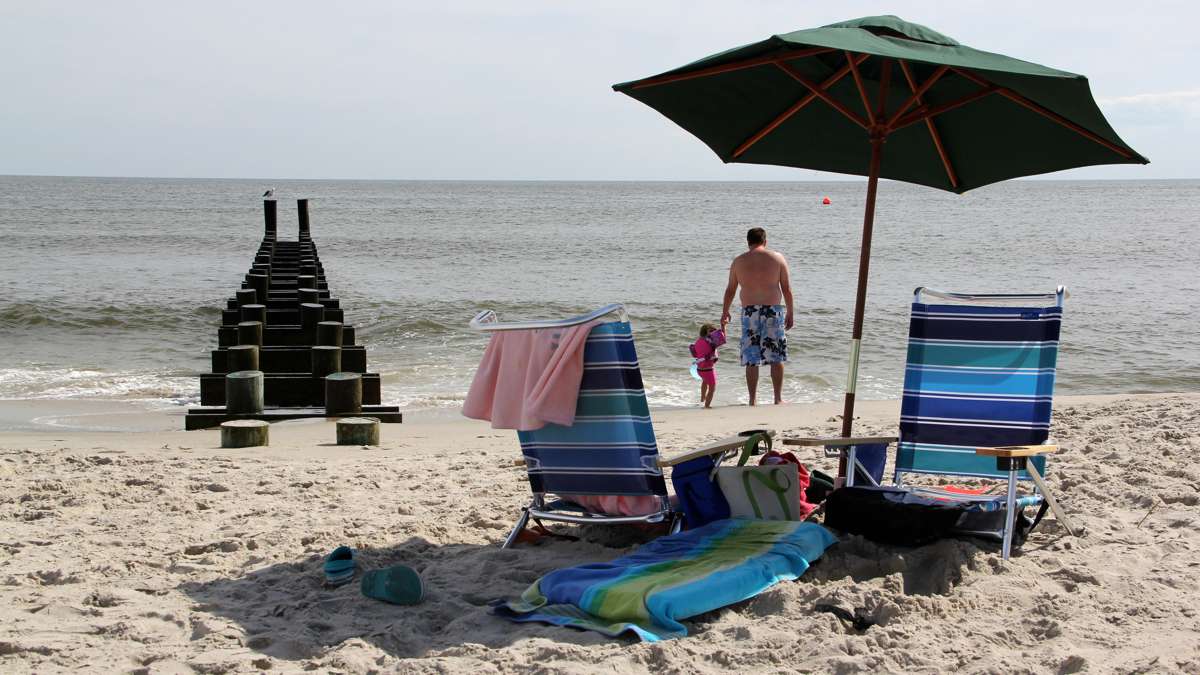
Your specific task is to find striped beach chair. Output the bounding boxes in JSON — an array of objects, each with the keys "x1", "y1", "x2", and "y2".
[
  {"x1": 789, "y1": 287, "x2": 1076, "y2": 559},
  {"x1": 469, "y1": 304, "x2": 758, "y2": 549}
]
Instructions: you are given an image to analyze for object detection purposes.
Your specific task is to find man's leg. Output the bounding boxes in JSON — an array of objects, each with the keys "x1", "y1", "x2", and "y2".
[
  {"x1": 745, "y1": 365, "x2": 759, "y2": 406},
  {"x1": 770, "y1": 362, "x2": 784, "y2": 404}
]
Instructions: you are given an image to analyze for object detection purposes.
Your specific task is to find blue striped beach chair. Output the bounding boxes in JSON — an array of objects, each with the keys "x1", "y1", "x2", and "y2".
[
  {"x1": 788, "y1": 287, "x2": 1076, "y2": 559},
  {"x1": 469, "y1": 304, "x2": 757, "y2": 549}
]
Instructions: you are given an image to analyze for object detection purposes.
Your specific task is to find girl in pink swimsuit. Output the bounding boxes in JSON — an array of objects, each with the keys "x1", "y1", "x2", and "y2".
[{"x1": 691, "y1": 323, "x2": 723, "y2": 408}]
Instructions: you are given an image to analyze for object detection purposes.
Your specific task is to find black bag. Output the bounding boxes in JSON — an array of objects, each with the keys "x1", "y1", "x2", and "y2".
[{"x1": 823, "y1": 486, "x2": 963, "y2": 546}]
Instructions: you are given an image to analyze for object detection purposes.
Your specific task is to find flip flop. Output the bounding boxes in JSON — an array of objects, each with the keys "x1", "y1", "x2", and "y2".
[
  {"x1": 324, "y1": 546, "x2": 357, "y2": 586},
  {"x1": 360, "y1": 564, "x2": 423, "y2": 605}
]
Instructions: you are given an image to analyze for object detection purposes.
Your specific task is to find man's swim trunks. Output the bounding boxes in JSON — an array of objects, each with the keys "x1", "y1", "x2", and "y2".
[{"x1": 740, "y1": 305, "x2": 787, "y2": 366}]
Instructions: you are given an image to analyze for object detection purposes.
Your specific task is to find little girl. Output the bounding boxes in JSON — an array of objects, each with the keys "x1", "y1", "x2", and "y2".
[{"x1": 691, "y1": 323, "x2": 723, "y2": 408}]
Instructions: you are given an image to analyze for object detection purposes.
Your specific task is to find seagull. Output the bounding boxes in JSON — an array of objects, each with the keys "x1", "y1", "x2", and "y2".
[{"x1": 262, "y1": 188, "x2": 275, "y2": 198}]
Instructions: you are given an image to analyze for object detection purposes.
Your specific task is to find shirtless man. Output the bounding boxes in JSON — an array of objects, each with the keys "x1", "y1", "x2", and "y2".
[{"x1": 720, "y1": 227, "x2": 794, "y2": 405}]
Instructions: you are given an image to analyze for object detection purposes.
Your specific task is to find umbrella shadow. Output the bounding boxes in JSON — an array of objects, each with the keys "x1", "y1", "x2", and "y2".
[{"x1": 177, "y1": 527, "x2": 655, "y2": 661}]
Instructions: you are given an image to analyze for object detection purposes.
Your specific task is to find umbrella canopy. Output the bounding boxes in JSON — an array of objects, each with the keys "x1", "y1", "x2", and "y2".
[
  {"x1": 613, "y1": 15, "x2": 1147, "y2": 454},
  {"x1": 613, "y1": 15, "x2": 1146, "y2": 192}
]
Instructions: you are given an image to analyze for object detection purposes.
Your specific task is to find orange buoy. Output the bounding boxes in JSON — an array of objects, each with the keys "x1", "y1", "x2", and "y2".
[{"x1": 822, "y1": 196, "x2": 831, "y2": 205}]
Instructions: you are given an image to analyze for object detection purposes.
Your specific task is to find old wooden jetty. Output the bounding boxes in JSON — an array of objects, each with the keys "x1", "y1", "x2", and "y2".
[{"x1": 184, "y1": 199, "x2": 403, "y2": 430}]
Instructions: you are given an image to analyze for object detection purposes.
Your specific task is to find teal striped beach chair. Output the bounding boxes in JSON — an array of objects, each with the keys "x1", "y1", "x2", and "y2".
[
  {"x1": 470, "y1": 304, "x2": 757, "y2": 549},
  {"x1": 788, "y1": 287, "x2": 1076, "y2": 559}
]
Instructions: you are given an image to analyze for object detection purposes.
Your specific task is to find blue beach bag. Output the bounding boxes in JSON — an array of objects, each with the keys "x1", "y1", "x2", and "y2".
[{"x1": 670, "y1": 453, "x2": 730, "y2": 530}]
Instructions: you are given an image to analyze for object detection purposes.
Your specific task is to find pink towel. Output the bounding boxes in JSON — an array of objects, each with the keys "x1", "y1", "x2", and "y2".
[{"x1": 463, "y1": 320, "x2": 600, "y2": 431}]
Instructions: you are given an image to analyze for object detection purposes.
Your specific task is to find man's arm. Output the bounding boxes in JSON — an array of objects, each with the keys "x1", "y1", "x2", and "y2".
[
  {"x1": 721, "y1": 263, "x2": 738, "y2": 328},
  {"x1": 780, "y1": 257, "x2": 794, "y2": 331}
]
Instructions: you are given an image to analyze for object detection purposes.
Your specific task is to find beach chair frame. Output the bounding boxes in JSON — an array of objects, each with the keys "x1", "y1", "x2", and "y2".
[
  {"x1": 471, "y1": 304, "x2": 760, "y2": 549},
  {"x1": 787, "y1": 287, "x2": 1076, "y2": 560}
]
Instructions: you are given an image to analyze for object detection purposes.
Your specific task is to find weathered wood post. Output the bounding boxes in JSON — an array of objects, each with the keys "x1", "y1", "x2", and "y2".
[
  {"x1": 240, "y1": 304, "x2": 267, "y2": 325},
  {"x1": 300, "y1": 263, "x2": 318, "y2": 279},
  {"x1": 336, "y1": 417, "x2": 379, "y2": 445},
  {"x1": 316, "y1": 321, "x2": 343, "y2": 347},
  {"x1": 300, "y1": 302, "x2": 325, "y2": 340},
  {"x1": 297, "y1": 275, "x2": 317, "y2": 293},
  {"x1": 227, "y1": 344, "x2": 259, "y2": 372},
  {"x1": 298, "y1": 287, "x2": 320, "y2": 304},
  {"x1": 298, "y1": 199, "x2": 310, "y2": 236},
  {"x1": 221, "y1": 420, "x2": 269, "y2": 448},
  {"x1": 225, "y1": 370, "x2": 264, "y2": 413},
  {"x1": 264, "y1": 200, "x2": 277, "y2": 239},
  {"x1": 325, "y1": 372, "x2": 363, "y2": 415},
  {"x1": 237, "y1": 320, "x2": 263, "y2": 347},
  {"x1": 246, "y1": 273, "x2": 270, "y2": 303},
  {"x1": 312, "y1": 346, "x2": 342, "y2": 379},
  {"x1": 236, "y1": 288, "x2": 257, "y2": 307}
]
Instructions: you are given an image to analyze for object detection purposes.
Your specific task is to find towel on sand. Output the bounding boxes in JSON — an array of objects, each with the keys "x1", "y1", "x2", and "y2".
[
  {"x1": 463, "y1": 320, "x2": 600, "y2": 431},
  {"x1": 493, "y1": 519, "x2": 837, "y2": 641}
]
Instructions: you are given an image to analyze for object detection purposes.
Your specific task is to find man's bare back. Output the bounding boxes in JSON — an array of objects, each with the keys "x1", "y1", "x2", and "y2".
[{"x1": 731, "y1": 248, "x2": 788, "y2": 306}]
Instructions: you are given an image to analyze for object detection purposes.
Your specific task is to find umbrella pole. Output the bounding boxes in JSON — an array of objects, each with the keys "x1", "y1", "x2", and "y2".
[{"x1": 838, "y1": 136, "x2": 884, "y2": 477}]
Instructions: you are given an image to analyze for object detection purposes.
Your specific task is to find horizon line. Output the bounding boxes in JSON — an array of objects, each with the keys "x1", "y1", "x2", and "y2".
[{"x1": 2, "y1": 173, "x2": 1196, "y2": 184}]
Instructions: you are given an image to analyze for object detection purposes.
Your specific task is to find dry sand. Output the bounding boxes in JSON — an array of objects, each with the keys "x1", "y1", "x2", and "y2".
[{"x1": 1, "y1": 393, "x2": 1197, "y2": 674}]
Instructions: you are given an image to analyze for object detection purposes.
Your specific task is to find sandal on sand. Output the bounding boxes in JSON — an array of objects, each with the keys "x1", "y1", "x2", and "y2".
[
  {"x1": 360, "y1": 565, "x2": 423, "y2": 605},
  {"x1": 324, "y1": 546, "x2": 357, "y2": 586}
]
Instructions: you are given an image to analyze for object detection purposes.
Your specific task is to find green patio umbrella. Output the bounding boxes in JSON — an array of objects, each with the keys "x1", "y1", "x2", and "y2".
[{"x1": 613, "y1": 15, "x2": 1147, "y2": 454}]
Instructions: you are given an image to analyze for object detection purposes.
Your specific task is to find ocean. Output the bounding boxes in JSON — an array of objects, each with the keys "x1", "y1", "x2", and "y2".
[{"x1": 1, "y1": 176, "x2": 1197, "y2": 417}]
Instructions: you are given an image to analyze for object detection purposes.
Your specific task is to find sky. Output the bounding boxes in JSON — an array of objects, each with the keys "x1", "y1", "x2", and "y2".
[{"x1": 1, "y1": 1, "x2": 1197, "y2": 181}]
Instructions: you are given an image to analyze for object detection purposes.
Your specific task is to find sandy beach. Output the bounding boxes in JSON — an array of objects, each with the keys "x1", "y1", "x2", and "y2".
[{"x1": 1, "y1": 393, "x2": 1197, "y2": 673}]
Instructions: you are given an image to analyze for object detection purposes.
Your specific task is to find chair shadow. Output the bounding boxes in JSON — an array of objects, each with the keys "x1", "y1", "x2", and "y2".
[
  {"x1": 806, "y1": 531, "x2": 987, "y2": 597},
  {"x1": 177, "y1": 526, "x2": 657, "y2": 662}
]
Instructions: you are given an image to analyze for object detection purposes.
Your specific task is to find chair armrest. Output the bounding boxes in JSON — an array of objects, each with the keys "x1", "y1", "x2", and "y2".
[
  {"x1": 658, "y1": 430, "x2": 776, "y2": 467},
  {"x1": 975, "y1": 445, "x2": 1058, "y2": 457},
  {"x1": 783, "y1": 436, "x2": 898, "y2": 447}
]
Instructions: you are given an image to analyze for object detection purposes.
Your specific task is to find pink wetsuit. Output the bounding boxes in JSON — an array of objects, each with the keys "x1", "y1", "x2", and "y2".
[{"x1": 692, "y1": 337, "x2": 717, "y2": 386}]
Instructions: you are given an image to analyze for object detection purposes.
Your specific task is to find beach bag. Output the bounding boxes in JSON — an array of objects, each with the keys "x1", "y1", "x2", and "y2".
[
  {"x1": 717, "y1": 434, "x2": 805, "y2": 521},
  {"x1": 823, "y1": 486, "x2": 963, "y2": 546},
  {"x1": 670, "y1": 453, "x2": 730, "y2": 530}
]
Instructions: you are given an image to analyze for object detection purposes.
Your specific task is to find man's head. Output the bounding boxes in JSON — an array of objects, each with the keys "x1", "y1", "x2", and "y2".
[{"x1": 747, "y1": 227, "x2": 766, "y2": 248}]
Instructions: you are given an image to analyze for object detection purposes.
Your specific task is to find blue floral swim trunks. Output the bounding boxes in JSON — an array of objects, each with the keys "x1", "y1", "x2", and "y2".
[{"x1": 740, "y1": 305, "x2": 788, "y2": 366}]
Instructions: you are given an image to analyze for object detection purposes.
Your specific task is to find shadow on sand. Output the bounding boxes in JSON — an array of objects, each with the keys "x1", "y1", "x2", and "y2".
[{"x1": 178, "y1": 522, "x2": 988, "y2": 662}]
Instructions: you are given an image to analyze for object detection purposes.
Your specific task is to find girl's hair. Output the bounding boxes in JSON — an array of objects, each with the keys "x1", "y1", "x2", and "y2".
[{"x1": 699, "y1": 323, "x2": 716, "y2": 338}]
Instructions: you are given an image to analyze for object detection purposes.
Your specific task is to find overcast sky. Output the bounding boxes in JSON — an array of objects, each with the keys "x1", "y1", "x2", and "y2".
[{"x1": 2, "y1": 1, "x2": 1196, "y2": 181}]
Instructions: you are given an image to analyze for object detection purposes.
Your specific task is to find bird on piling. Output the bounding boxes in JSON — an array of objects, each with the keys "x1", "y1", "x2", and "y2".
[{"x1": 262, "y1": 188, "x2": 275, "y2": 198}]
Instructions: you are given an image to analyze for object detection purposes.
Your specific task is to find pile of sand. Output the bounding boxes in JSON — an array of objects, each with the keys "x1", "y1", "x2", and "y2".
[{"x1": 1, "y1": 394, "x2": 1197, "y2": 673}]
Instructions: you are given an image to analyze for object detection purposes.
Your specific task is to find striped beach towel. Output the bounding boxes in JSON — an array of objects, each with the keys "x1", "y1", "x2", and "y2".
[{"x1": 492, "y1": 519, "x2": 837, "y2": 641}]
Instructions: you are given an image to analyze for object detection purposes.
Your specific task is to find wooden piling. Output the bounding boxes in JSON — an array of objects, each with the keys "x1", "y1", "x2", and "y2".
[
  {"x1": 298, "y1": 199, "x2": 310, "y2": 235},
  {"x1": 298, "y1": 288, "x2": 320, "y2": 304},
  {"x1": 336, "y1": 416, "x2": 379, "y2": 445},
  {"x1": 246, "y1": 273, "x2": 269, "y2": 302},
  {"x1": 316, "y1": 321, "x2": 343, "y2": 347},
  {"x1": 228, "y1": 344, "x2": 259, "y2": 372},
  {"x1": 325, "y1": 372, "x2": 363, "y2": 415},
  {"x1": 311, "y1": 346, "x2": 342, "y2": 379},
  {"x1": 225, "y1": 370, "x2": 265, "y2": 414},
  {"x1": 236, "y1": 289, "x2": 257, "y2": 307},
  {"x1": 300, "y1": 302, "x2": 325, "y2": 338},
  {"x1": 264, "y1": 200, "x2": 277, "y2": 238},
  {"x1": 221, "y1": 419, "x2": 269, "y2": 448},
  {"x1": 237, "y1": 320, "x2": 263, "y2": 347},
  {"x1": 240, "y1": 304, "x2": 267, "y2": 325}
]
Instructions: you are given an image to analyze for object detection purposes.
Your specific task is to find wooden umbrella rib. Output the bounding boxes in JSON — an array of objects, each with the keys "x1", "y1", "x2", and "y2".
[
  {"x1": 775, "y1": 61, "x2": 869, "y2": 129},
  {"x1": 898, "y1": 60, "x2": 958, "y2": 189},
  {"x1": 949, "y1": 67, "x2": 1135, "y2": 159},
  {"x1": 892, "y1": 85, "x2": 998, "y2": 131},
  {"x1": 846, "y1": 51, "x2": 875, "y2": 125},
  {"x1": 731, "y1": 53, "x2": 869, "y2": 159},
  {"x1": 629, "y1": 47, "x2": 834, "y2": 89},
  {"x1": 886, "y1": 65, "x2": 949, "y2": 127}
]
